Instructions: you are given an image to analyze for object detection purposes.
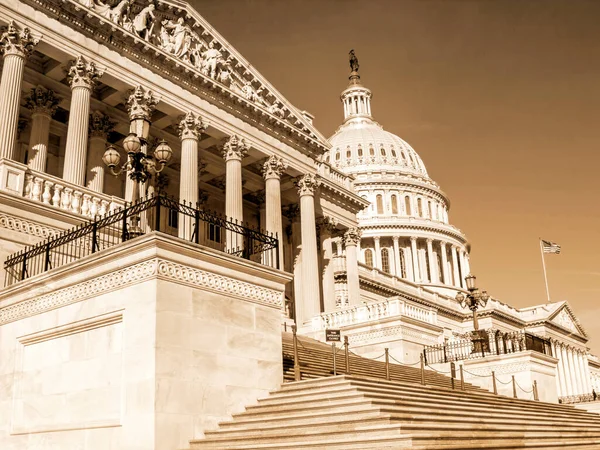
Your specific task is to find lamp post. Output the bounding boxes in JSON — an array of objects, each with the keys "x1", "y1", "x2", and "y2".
[
  {"x1": 102, "y1": 132, "x2": 172, "y2": 236},
  {"x1": 455, "y1": 274, "x2": 490, "y2": 331}
]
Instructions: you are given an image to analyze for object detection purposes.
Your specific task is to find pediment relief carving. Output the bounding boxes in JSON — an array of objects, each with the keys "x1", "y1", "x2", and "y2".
[
  {"x1": 551, "y1": 307, "x2": 584, "y2": 336},
  {"x1": 61, "y1": 0, "x2": 322, "y2": 147}
]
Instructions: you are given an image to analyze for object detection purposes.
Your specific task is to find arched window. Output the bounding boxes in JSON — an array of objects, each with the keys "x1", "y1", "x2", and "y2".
[
  {"x1": 428, "y1": 201, "x2": 434, "y2": 219},
  {"x1": 417, "y1": 198, "x2": 423, "y2": 217},
  {"x1": 364, "y1": 249, "x2": 373, "y2": 267},
  {"x1": 325, "y1": 154, "x2": 330, "y2": 163},
  {"x1": 399, "y1": 249, "x2": 407, "y2": 278},
  {"x1": 391, "y1": 195, "x2": 398, "y2": 214},
  {"x1": 335, "y1": 151, "x2": 340, "y2": 161},
  {"x1": 380, "y1": 146, "x2": 386, "y2": 156},
  {"x1": 357, "y1": 145, "x2": 363, "y2": 157},
  {"x1": 381, "y1": 248, "x2": 390, "y2": 273},
  {"x1": 404, "y1": 196, "x2": 412, "y2": 215},
  {"x1": 391, "y1": 148, "x2": 397, "y2": 157},
  {"x1": 369, "y1": 146, "x2": 375, "y2": 156},
  {"x1": 346, "y1": 149, "x2": 351, "y2": 158},
  {"x1": 376, "y1": 194, "x2": 384, "y2": 214},
  {"x1": 400, "y1": 151, "x2": 407, "y2": 163}
]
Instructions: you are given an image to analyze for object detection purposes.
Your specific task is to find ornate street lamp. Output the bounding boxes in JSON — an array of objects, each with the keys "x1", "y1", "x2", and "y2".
[
  {"x1": 102, "y1": 133, "x2": 172, "y2": 236},
  {"x1": 455, "y1": 273, "x2": 490, "y2": 331}
]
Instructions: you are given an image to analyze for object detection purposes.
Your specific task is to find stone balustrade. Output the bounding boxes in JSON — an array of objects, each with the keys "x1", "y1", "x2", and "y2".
[
  {"x1": 316, "y1": 161, "x2": 353, "y2": 190},
  {"x1": 313, "y1": 297, "x2": 437, "y2": 330},
  {"x1": 0, "y1": 159, "x2": 123, "y2": 219}
]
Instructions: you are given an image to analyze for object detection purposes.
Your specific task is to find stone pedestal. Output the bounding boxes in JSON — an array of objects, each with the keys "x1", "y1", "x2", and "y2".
[
  {"x1": 0, "y1": 233, "x2": 291, "y2": 450},
  {"x1": 462, "y1": 351, "x2": 559, "y2": 403}
]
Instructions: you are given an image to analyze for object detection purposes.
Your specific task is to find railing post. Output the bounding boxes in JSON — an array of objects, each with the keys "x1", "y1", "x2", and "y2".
[
  {"x1": 121, "y1": 204, "x2": 128, "y2": 242},
  {"x1": 512, "y1": 375, "x2": 517, "y2": 398},
  {"x1": 533, "y1": 380, "x2": 539, "y2": 401},
  {"x1": 332, "y1": 343, "x2": 337, "y2": 376},
  {"x1": 344, "y1": 335, "x2": 350, "y2": 375},
  {"x1": 492, "y1": 370, "x2": 497, "y2": 395},
  {"x1": 44, "y1": 242, "x2": 51, "y2": 271},
  {"x1": 155, "y1": 194, "x2": 161, "y2": 231},
  {"x1": 91, "y1": 221, "x2": 98, "y2": 254},
  {"x1": 420, "y1": 353, "x2": 425, "y2": 385},
  {"x1": 292, "y1": 324, "x2": 300, "y2": 382},
  {"x1": 450, "y1": 362, "x2": 456, "y2": 390},
  {"x1": 20, "y1": 252, "x2": 27, "y2": 281},
  {"x1": 275, "y1": 232, "x2": 280, "y2": 270},
  {"x1": 385, "y1": 348, "x2": 390, "y2": 380},
  {"x1": 460, "y1": 365, "x2": 465, "y2": 390},
  {"x1": 194, "y1": 208, "x2": 200, "y2": 245}
]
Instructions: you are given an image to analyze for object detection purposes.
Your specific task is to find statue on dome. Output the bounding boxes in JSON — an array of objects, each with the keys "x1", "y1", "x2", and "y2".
[{"x1": 349, "y1": 49, "x2": 359, "y2": 73}]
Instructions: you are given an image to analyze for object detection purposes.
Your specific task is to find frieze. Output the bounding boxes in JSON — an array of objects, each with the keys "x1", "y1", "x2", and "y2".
[
  {"x1": 0, "y1": 213, "x2": 62, "y2": 239},
  {"x1": 0, "y1": 258, "x2": 282, "y2": 324},
  {"x1": 22, "y1": 0, "x2": 327, "y2": 155}
]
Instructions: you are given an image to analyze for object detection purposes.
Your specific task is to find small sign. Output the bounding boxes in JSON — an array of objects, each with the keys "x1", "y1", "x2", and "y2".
[{"x1": 325, "y1": 329, "x2": 341, "y2": 342}]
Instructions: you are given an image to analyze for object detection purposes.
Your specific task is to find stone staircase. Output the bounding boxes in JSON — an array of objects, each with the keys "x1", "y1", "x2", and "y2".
[{"x1": 187, "y1": 333, "x2": 600, "y2": 449}]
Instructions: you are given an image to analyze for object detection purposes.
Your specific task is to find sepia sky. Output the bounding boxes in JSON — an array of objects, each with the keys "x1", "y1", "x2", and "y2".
[{"x1": 193, "y1": 0, "x2": 600, "y2": 353}]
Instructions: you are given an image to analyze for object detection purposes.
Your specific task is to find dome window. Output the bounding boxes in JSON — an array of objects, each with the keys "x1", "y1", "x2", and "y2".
[
  {"x1": 404, "y1": 196, "x2": 412, "y2": 215},
  {"x1": 380, "y1": 146, "x2": 386, "y2": 156},
  {"x1": 364, "y1": 249, "x2": 374, "y2": 267},
  {"x1": 346, "y1": 148, "x2": 351, "y2": 159},
  {"x1": 369, "y1": 145, "x2": 375, "y2": 156},
  {"x1": 357, "y1": 145, "x2": 363, "y2": 157},
  {"x1": 391, "y1": 148, "x2": 397, "y2": 157},
  {"x1": 335, "y1": 151, "x2": 340, "y2": 161},
  {"x1": 417, "y1": 198, "x2": 424, "y2": 217},
  {"x1": 381, "y1": 248, "x2": 390, "y2": 273},
  {"x1": 391, "y1": 195, "x2": 398, "y2": 214},
  {"x1": 376, "y1": 194, "x2": 384, "y2": 214}
]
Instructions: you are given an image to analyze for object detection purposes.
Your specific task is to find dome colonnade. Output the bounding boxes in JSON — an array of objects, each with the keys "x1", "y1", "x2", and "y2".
[{"x1": 328, "y1": 62, "x2": 470, "y2": 292}]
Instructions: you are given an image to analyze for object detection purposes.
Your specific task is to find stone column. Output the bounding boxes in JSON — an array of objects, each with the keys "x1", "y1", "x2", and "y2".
[
  {"x1": 404, "y1": 243, "x2": 414, "y2": 282},
  {"x1": 426, "y1": 238, "x2": 437, "y2": 283},
  {"x1": 0, "y1": 21, "x2": 38, "y2": 160},
  {"x1": 561, "y1": 344, "x2": 574, "y2": 396},
  {"x1": 573, "y1": 349, "x2": 585, "y2": 395},
  {"x1": 296, "y1": 174, "x2": 321, "y2": 324},
  {"x1": 567, "y1": 346, "x2": 580, "y2": 395},
  {"x1": 87, "y1": 111, "x2": 115, "y2": 193},
  {"x1": 125, "y1": 85, "x2": 160, "y2": 202},
  {"x1": 373, "y1": 236, "x2": 381, "y2": 270},
  {"x1": 344, "y1": 227, "x2": 361, "y2": 307},
  {"x1": 222, "y1": 135, "x2": 249, "y2": 253},
  {"x1": 392, "y1": 236, "x2": 401, "y2": 278},
  {"x1": 410, "y1": 237, "x2": 420, "y2": 281},
  {"x1": 581, "y1": 352, "x2": 592, "y2": 394},
  {"x1": 458, "y1": 250, "x2": 468, "y2": 288},
  {"x1": 464, "y1": 252, "x2": 472, "y2": 276},
  {"x1": 554, "y1": 341, "x2": 567, "y2": 398},
  {"x1": 317, "y1": 217, "x2": 337, "y2": 313},
  {"x1": 63, "y1": 56, "x2": 103, "y2": 186},
  {"x1": 263, "y1": 155, "x2": 286, "y2": 269},
  {"x1": 178, "y1": 111, "x2": 206, "y2": 238},
  {"x1": 440, "y1": 241, "x2": 450, "y2": 285},
  {"x1": 25, "y1": 86, "x2": 60, "y2": 172},
  {"x1": 451, "y1": 246, "x2": 460, "y2": 288},
  {"x1": 284, "y1": 205, "x2": 302, "y2": 320}
]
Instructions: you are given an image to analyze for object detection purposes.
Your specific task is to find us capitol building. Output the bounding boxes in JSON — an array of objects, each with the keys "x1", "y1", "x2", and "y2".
[{"x1": 0, "y1": 0, "x2": 598, "y2": 448}]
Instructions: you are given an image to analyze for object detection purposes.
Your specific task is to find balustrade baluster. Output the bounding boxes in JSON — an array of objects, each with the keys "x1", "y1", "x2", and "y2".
[
  {"x1": 52, "y1": 184, "x2": 62, "y2": 207},
  {"x1": 42, "y1": 181, "x2": 53, "y2": 204}
]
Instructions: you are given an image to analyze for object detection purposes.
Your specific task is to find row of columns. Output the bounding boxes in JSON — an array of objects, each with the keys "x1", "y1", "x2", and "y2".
[
  {"x1": 551, "y1": 340, "x2": 592, "y2": 398},
  {"x1": 365, "y1": 236, "x2": 469, "y2": 288}
]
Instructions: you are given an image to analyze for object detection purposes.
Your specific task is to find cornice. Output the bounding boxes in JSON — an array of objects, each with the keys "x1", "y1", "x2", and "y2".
[
  {"x1": 17, "y1": 0, "x2": 329, "y2": 158},
  {"x1": 359, "y1": 222, "x2": 468, "y2": 245}
]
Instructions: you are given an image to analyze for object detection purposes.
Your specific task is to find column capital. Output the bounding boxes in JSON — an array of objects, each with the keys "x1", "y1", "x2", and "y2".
[
  {"x1": 67, "y1": 56, "x2": 103, "y2": 90},
  {"x1": 178, "y1": 111, "x2": 207, "y2": 140},
  {"x1": 426, "y1": 238, "x2": 433, "y2": 244},
  {"x1": 25, "y1": 85, "x2": 61, "y2": 117},
  {"x1": 343, "y1": 227, "x2": 362, "y2": 246},
  {"x1": 89, "y1": 111, "x2": 115, "y2": 139},
  {"x1": 316, "y1": 216, "x2": 337, "y2": 235},
  {"x1": 392, "y1": 236, "x2": 400, "y2": 243},
  {"x1": 0, "y1": 21, "x2": 39, "y2": 58},
  {"x1": 410, "y1": 236, "x2": 418, "y2": 242},
  {"x1": 126, "y1": 85, "x2": 160, "y2": 121},
  {"x1": 295, "y1": 174, "x2": 319, "y2": 196},
  {"x1": 440, "y1": 241, "x2": 447, "y2": 249},
  {"x1": 262, "y1": 155, "x2": 287, "y2": 180},
  {"x1": 221, "y1": 135, "x2": 249, "y2": 161}
]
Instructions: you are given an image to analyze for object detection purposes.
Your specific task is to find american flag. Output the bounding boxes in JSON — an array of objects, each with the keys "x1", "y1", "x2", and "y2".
[{"x1": 541, "y1": 240, "x2": 561, "y2": 254}]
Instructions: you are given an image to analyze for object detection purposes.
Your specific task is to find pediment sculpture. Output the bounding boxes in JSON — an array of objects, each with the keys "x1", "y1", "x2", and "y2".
[{"x1": 75, "y1": 0, "x2": 291, "y2": 124}]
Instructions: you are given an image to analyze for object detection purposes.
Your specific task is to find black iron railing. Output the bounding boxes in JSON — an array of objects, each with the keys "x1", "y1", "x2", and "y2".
[
  {"x1": 423, "y1": 329, "x2": 553, "y2": 365},
  {"x1": 4, "y1": 193, "x2": 279, "y2": 286}
]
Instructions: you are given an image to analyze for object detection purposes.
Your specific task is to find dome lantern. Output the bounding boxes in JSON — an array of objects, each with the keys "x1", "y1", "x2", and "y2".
[{"x1": 342, "y1": 50, "x2": 373, "y2": 122}]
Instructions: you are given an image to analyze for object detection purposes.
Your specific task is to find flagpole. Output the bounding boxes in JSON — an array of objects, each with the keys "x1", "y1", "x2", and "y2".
[{"x1": 539, "y1": 238, "x2": 551, "y2": 303}]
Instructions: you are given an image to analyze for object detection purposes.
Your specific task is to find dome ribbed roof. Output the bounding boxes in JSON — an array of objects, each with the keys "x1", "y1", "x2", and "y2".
[{"x1": 328, "y1": 118, "x2": 429, "y2": 177}]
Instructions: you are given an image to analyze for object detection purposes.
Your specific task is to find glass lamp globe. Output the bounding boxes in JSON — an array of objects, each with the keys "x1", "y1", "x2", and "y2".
[
  {"x1": 123, "y1": 133, "x2": 141, "y2": 154},
  {"x1": 153, "y1": 140, "x2": 173, "y2": 164},
  {"x1": 480, "y1": 290, "x2": 490, "y2": 305},
  {"x1": 465, "y1": 274, "x2": 476, "y2": 291},
  {"x1": 456, "y1": 291, "x2": 466, "y2": 308},
  {"x1": 102, "y1": 145, "x2": 121, "y2": 168}
]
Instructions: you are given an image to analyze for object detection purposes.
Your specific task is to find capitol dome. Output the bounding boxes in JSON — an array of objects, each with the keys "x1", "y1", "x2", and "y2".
[{"x1": 329, "y1": 57, "x2": 470, "y2": 298}]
